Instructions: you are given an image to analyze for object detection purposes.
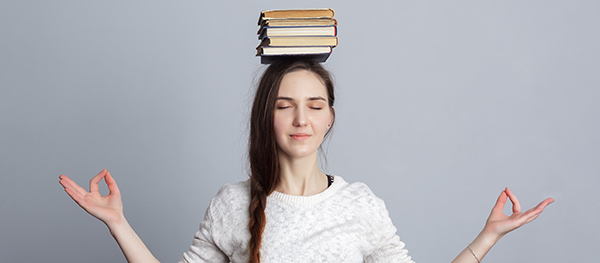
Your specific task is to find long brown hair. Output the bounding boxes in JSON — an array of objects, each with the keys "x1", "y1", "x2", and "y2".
[{"x1": 248, "y1": 58, "x2": 335, "y2": 263}]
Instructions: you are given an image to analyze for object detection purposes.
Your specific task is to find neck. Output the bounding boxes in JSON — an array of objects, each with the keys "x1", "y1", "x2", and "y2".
[{"x1": 276, "y1": 151, "x2": 328, "y2": 196}]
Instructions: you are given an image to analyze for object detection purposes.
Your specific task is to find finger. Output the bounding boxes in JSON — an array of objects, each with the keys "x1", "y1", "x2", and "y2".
[
  {"x1": 89, "y1": 169, "x2": 108, "y2": 193},
  {"x1": 514, "y1": 197, "x2": 554, "y2": 226},
  {"x1": 535, "y1": 197, "x2": 555, "y2": 210},
  {"x1": 505, "y1": 187, "x2": 522, "y2": 213},
  {"x1": 60, "y1": 178, "x2": 92, "y2": 209},
  {"x1": 491, "y1": 190, "x2": 508, "y2": 214},
  {"x1": 59, "y1": 175, "x2": 88, "y2": 198},
  {"x1": 104, "y1": 170, "x2": 121, "y2": 196},
  {"x1": 63, "y1": 186, "x2": 87, "y2": 206}
]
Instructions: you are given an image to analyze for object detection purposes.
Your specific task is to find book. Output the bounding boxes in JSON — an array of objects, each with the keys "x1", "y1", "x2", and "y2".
[
  {"x1": 260, "y1": 53, "x2": 331, "y2": 64},
  {"x1": 258, "y1": 26, "x2": 337, "y2": 39},
  {"x1": 256, "y1": 46, "x2": 332, "y2": 56},
  {"x1": 260, "y1": 18, "x2": 337, "y2": 28},
  {"x1": 258, "y1": 8, "x2": 335, "y2": 25},
  {"x1": 258, "y1": 18, "x2": 337, "y2": 34},
  {"x1": 258, "y1": 36, "x2": 338, "y2": 47},
  {"x1": 255, "y1": 8, "x2": 337, "y2": 64}
]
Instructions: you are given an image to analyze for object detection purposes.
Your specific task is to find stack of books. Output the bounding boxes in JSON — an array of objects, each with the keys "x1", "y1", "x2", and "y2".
[{"x1": 256, "y1": 8, "x2": 338, "y2": 64}]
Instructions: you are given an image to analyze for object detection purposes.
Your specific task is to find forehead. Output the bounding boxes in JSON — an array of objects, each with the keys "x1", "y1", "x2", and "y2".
[{"x1": 277, "y1": 70, "x2": 327, "y2": 98}]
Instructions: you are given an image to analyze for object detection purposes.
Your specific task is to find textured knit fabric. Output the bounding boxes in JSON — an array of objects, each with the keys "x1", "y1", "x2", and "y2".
[{"x1": 180, "y1": 176, "x2": 415, "y2": 263}]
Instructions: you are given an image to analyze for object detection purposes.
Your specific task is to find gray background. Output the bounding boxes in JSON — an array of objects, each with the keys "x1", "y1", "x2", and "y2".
[{"x1": 1, "y1": 1, "x2": 598, "y2": 262}]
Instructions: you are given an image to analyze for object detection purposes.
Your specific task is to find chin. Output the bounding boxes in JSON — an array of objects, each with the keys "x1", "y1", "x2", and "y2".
[{"x1": 279, "y1": 148, "x2": 319, "y2": 159}]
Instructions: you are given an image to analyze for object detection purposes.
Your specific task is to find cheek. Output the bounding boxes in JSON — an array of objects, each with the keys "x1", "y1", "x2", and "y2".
[
  {"x1": 313, "y1": 114, "x2": 332, "y2": 133},
  {"x1": 273, "y1": 113, "x2": 288, "y2": 137}
]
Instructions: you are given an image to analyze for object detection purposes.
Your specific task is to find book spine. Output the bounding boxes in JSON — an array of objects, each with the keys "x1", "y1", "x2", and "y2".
[
  {"x1": 261, "y1": 25, "x2": 336, "y2": 29},
  {"x1": 259, "y1": 46, "x2": 332, "y2": 53},
  {"x1": 258, "y1": 9, "x2": 335, "y2": 26},
  {"x1": 258, "y1": 26, "x2": 337, "y2": 40}
]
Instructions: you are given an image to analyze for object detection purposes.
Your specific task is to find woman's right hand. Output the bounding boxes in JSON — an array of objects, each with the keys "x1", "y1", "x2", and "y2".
[
  {"x1": 60, "y1": 169, "x2": 160, "y2": 263},
  {"x1": 59, "y1": 169, "x2": 124, "y2": 227}
]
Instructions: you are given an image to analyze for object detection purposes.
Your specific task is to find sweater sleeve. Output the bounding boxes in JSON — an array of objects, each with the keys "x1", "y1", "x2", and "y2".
[
  {"x1": 364, "y1": 229, "x2": 415, "y2": 263},
  {"x1": 362, "y1": 186, "x2": 415, "y2": 263},
  {"x1": 179, "y1": 199, "x2": 229, "y2": 263}
]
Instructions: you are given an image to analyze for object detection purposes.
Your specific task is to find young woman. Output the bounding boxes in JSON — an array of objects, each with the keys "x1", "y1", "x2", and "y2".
[{"x1": 59, "y1": 58, "x2": 554, "y2": 263}]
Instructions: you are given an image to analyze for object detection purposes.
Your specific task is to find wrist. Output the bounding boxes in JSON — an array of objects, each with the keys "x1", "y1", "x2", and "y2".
[
  {"x1": 481, "y1": 225, "x2": 506, "y2": 244},
  {"x1": 107, "y1": 215, "x2": 130, "y2": 236},
  {"x1": 473, "y1": 230, "x2": 500, "y2": 250}
]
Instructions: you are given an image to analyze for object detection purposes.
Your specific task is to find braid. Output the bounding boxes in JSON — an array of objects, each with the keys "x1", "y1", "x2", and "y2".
[
  {"x1": 248, "y1": 178, "x2": 267, "y2": 263},
  {"x1": 247, "y1": 61, "x2": 281, "y2": 263},
  {"x1": 247, "y1": 134, "x2": 278, "y2": 263}
]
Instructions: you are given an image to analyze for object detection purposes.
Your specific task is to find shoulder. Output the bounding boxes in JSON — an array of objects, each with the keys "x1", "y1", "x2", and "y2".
[
  {"x1": 214, "y1": 179, "x2": 251, "y2": 198},
  {"x1": 207, "y1": 180, "x2": 251, "y2": 217},
  {"x1": 335, "y1": 177, "x2": 382, "y2": 202},
  {"x1": 334, "y1": 176, "x2": 389, "y2": 215}
]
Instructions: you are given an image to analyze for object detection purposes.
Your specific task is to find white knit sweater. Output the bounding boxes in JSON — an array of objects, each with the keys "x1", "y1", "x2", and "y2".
[{"x1": 180, "y1": 176, "x2": 415, "y2": 263}]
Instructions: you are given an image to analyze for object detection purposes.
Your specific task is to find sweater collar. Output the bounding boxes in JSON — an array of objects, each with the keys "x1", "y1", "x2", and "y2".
[{"x1": 269, "y1": 175, "x2": 345, "y2": 205}]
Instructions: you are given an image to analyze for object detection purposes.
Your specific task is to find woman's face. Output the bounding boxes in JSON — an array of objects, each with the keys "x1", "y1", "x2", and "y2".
[{"x1": 273, "y1": 70, "x2": 333, "y2": 160}]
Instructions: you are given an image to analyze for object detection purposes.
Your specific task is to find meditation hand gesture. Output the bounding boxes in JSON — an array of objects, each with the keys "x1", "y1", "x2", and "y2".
[
  {"x1": 452, "y1": 187, "x2": 554, "y2": 263},
  {"x1": 59, "y1": 169, "x2": 124, "y2": 227},
  {"x1": 59, "y1": 169, "x2": 159, "y2": 263},
  {"x1": 483, "y1": 187, "x2": 554, "y2": 240}
]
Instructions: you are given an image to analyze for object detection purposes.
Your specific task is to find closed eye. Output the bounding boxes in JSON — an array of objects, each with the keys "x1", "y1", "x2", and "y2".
[{"x1": 308, "y1": 101, "x2": 326, "y2": 110}]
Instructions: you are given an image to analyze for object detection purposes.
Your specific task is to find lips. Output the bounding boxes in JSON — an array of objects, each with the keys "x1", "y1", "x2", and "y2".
[{"x1": 290, "y1": 133, "x2": 311, "y2": 141}]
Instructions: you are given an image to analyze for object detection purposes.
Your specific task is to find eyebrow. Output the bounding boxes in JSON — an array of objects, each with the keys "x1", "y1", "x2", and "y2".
[{"x1": 276, "y1": 96, "x2": 327, "y2": 102}]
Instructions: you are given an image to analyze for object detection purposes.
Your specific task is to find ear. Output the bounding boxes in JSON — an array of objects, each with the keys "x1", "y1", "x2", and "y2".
[{"x1": 328, "y1": 106, "x2": 335, "y2": 126}]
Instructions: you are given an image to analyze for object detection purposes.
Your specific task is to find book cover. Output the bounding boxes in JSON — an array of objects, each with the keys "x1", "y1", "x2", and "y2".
[
  {"x1": 258, "y1": 18, "x2": 337, "y2": 34},
  {"x1": 260, "y1": 18, "x2": 337, "y2": 27},
  {"x1": 257, "y1": 46, "x2": 332, "y2": 56},
  {"x1": 258, "y1": 8, "x2": 335, "y2": 25},
  {"x1": 258, "y1": 36, "x2": 338, "y2": 47},
  {"x1": 258, "y1": 26, "x2": 337, "y2": 39},
  {"x1": 260, "y1": 53, "x2": 331, "y2": 64}
]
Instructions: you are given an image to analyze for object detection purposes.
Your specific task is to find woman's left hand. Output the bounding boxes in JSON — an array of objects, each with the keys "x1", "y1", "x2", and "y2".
[
  {"x1": 451, "y1": 188, "x2": 554, "y2": 263},
  {"x1": 483, "y1": 187, "x2": 554, "y2": 240}
]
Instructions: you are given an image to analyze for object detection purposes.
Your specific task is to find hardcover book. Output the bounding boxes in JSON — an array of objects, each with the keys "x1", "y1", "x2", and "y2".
[
  {"x1": 257, "y1": 46, "x2": 332, "y2": 56},
  {"x1": 260, "y1": 18, "x2": 337, "y2": 27},
  {"x1": 257, "y1": 36, "x2": 338, "y2": 47},
  {"x1": 258, "y1": 26, "x2": 337, "y2": 39},
  {"x1": 260, "y1": 53, "x2": 331, "y2": 64},
  {"x1": 258, "y1": 18, "x2": 337, "y2": 34},
  {"x1": 258, "y1": 8, "x2": 335, "y2": 25}
]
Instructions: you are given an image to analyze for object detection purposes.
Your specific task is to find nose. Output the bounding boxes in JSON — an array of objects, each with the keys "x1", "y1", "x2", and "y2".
[{"x1": 293, "y1": 108, "x2": 307, "y2": 127}]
